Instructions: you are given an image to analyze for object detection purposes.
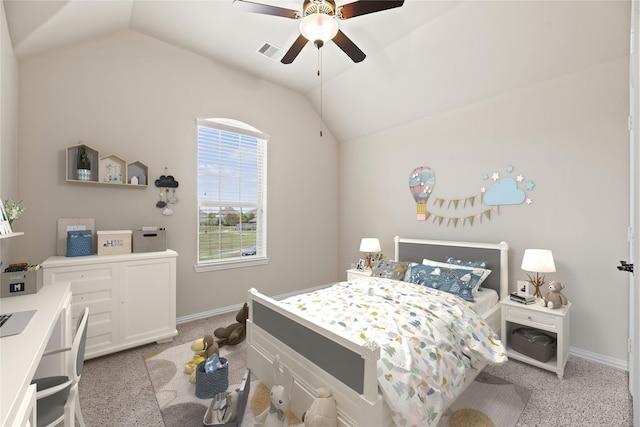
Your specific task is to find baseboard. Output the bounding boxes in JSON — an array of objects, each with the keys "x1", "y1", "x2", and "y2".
[
  {"x1": 177, "y1": 289, "x2": 630, "y2": 373},
  {"x1": 570, "y1": 346, "x2": 628, "y2": 371},
  {"x1": 176, "y1": 285, "x2": 329, "y2": 324},
  {"x1": 176, "y1": 304, "x2": 243, "y2": 324}
]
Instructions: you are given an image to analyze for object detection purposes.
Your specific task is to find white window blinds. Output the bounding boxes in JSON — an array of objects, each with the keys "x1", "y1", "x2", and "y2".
[{"x1": 196, "y1": 118, "x2": 267, "y2": 268}]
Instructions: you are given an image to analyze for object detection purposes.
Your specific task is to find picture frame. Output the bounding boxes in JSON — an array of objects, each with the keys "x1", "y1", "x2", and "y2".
[
  {"x1": 517, "y1": 280, "x2": 531, "y2": 297},
  {"x1": 356, "y1": 259, "x2": 366, "y2": 271}
]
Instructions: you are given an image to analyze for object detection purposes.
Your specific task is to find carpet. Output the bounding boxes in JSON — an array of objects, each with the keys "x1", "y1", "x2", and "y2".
[{"x1": 145, "y1": 342, "x2": 529, "y2": 427}]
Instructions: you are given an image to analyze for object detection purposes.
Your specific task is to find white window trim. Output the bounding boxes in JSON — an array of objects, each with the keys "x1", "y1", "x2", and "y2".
[{"x1": 194, "y1": 118, "x2": 268, "y2": 271}]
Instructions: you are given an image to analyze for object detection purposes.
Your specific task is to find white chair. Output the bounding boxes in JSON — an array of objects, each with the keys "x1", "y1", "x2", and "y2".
[{"x1": 31, "y1": 307, "x2": 89, "y2": 426}]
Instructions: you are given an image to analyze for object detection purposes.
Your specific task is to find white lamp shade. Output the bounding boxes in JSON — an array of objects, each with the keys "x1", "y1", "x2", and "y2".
[
  {"x1": 359, "y1": 238, "x2": 381, "y2": 253},
  {"x1": 299, "y1": 14, "x2": 339, "y2": 43},
  {"x1": 521, "y1": 249, "x2": 556, "y2": 273}
]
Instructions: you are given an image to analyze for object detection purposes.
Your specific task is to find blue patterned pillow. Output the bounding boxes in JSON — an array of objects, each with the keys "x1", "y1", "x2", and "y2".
[
  {"x1": 445, "y1": 256, "x2": 488, "y2": 269},
  {"x1": 423, "y1": 258, "x2": 492, "y2": 294},
  {"x1": 407, "y1": 264, "x2": 481, "y2": 302},
  {"x1": 372, "y1": 260, "x2": 408, "y2": 280}
]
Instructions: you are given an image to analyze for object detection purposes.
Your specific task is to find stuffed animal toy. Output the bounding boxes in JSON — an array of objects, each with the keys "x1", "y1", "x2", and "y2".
[
  {"x1": 214, "y1": 302, "x2": 249, "y2": 347},
  {"x1": 540, "y1": 281, "x2": 568, "y2": 309},
  {"x1": 184, "y1": 334, "x2": 218, "y2": 376},
  {"x1": 256, "y1": 354, "x2": 294, "y2": 427},
  {"x1": 302, "y1": 387, "x2": 337, "y2": 427}
]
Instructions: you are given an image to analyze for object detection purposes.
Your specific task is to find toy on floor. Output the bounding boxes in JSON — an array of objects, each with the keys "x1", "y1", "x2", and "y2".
[
  {"x1": 302, "y1": 387, "x2": 338, "y2": 427},
  {"x1": 184, "y1": 334, "x2": 219, "y2": 376},
  {"x1": 540, "y1": 281, "x2": 568, "y2": 309},
  {"x1": 214, "y1": 302, "x2": 249, "y2": 347},
  {"x1": 256, "y1": 354, "x2": 294, "y2": 427}
]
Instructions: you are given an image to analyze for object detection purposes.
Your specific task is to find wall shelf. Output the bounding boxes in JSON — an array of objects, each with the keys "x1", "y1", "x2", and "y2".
[
  {"x1": 66, "y1": 144, "x2": 148, "y2": 188},
  {"x1": 0, "y1": 232, "x2": 24, "y2": 240}
]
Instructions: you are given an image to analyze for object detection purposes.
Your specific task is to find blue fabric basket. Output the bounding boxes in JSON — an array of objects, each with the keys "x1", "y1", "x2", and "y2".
[{"x1": 66, "y1": 230, "x2": 92, "y2": 257}]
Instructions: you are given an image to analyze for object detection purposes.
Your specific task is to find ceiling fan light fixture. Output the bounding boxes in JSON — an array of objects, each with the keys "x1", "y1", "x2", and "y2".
[{"x1": 299, "y1": 13, "x2": 338, "y2": 46}]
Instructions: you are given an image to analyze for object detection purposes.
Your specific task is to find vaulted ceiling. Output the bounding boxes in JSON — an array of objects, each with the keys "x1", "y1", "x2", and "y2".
[{"x1": 3, "y1": 0, "x2": 630, "y2": 141}]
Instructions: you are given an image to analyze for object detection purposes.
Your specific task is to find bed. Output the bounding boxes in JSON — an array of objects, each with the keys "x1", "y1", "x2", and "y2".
[{"x1": 247, "y1": 237, "x2": 509, "y2": 426}]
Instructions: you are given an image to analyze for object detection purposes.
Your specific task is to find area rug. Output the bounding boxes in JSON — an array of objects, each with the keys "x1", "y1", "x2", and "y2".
[
  {"x1": 145, "y1": 342, "x2": 529, "y2": 427},
  {"x1": 144, "y1": 340, "x2": 257, "y2": 426}
]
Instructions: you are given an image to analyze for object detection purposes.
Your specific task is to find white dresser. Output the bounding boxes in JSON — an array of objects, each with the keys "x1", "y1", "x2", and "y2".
[{"x1": 42, "y1": 250, "x2": 178, "y2": 359}]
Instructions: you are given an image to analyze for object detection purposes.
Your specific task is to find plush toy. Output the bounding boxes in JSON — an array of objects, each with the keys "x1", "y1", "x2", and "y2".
[
  {"x1": 256, "y1": 354, "x2": 294, "y2": 427},
  {"x1": 540, "y1": 281, "x2": 568, "y2": 309},
  {"x1": 184, "y1": 334, "x2": 218, "y2": 376},
  {"x1": 302, "y1": 387, "x2": 338, "y2": 427},
  {"x1": 214, "y1": 302, "x2": 249, "y2": 347}
]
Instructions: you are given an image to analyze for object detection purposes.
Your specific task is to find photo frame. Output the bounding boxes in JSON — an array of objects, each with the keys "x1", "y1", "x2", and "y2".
[
  {"x1": 517, "y1": 280, "x2": 531, "y2": 297},
  {"x1": 57, "y1": 217, "x2": 95, "y2": 256},
  {"x1": 356, "y1": 259, "x2": 366, "y2": 271}
]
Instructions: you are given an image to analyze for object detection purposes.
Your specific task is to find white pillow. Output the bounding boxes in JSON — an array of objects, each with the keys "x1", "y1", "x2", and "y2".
[
  {"x1": 421, "y1": 258, "x2": 492, "y2": 293},
  {"x1": 403, "y1": 262, "x2": 420, "y2": 281}
]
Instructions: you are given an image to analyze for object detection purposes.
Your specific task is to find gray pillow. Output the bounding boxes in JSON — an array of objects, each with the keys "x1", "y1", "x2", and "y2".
[{"x1": 371, "y1": 260, "x2": 409, "y2": 280}]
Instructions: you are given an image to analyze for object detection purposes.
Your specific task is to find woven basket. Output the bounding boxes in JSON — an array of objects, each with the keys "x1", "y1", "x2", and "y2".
[{"x1": 195, "y1": 358, "x2": 229, "y2": 399}]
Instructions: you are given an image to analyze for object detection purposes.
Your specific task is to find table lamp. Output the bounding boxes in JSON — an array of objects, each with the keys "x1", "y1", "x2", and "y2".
[
  {"x1": 521, "y1": 249, "x2": 556, "y2": 298},
  {"x1": 359, "y1": 238, "x2": 381, "y2": 269}
]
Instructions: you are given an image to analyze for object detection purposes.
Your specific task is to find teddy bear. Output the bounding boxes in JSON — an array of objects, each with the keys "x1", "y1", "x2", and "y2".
[
  {"x1": 540, "y1": 281, "x2": 568, "y2": 309},
  {"x1": 214, "y1": 302, "x2": 249, "y2": 348},
  {"x1": 302, "y1": 387, "x2": 338, "y2": 427},
  {"x1": 184, "y1": 334, "x2": 219, "y2": 376}
]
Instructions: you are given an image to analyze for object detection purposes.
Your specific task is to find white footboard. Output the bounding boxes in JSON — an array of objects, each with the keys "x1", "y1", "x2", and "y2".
[{"x1": 247, "y1": 288, "x2": 394, "y2": 427}]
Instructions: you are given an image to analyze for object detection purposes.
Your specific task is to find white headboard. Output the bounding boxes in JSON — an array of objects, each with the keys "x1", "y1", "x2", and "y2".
[{"x1": 393, "y1": 236, "x2": 510, "y2": 299}]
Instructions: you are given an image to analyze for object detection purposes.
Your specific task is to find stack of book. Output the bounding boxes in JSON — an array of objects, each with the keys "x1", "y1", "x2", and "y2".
[{"x1": 510, "y1": 292, "x2": 536, "y2": 304}]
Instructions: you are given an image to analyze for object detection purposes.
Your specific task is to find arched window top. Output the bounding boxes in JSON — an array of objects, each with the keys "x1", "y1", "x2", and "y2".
[{"x1": 197, "y1": 118, "x2": 268, "y2": 140}]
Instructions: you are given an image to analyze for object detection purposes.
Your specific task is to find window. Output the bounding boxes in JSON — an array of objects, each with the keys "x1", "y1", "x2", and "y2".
[{"x1": 196, "y1": 118, "x2": 268, "y2": 271}]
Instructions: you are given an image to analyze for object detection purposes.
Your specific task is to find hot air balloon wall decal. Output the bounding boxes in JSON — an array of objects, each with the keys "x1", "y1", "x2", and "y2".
[{"x1": 409, "y1": 166, "x2": 436, "y2": 221}]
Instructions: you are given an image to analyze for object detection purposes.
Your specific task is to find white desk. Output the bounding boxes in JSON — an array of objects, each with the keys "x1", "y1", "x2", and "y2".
[{"x1": 0, "y1": 282, "x2": 71, "y2": 427}]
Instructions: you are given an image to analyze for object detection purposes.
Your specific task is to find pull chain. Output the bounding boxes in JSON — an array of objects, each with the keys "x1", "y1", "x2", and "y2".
[{"x1": 318, "y1": 47, "x2": 323, "y2": 137}]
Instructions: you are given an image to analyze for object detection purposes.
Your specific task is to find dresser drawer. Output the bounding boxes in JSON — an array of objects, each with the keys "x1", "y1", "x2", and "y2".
[{"x1": 505, "y1": 306, "x2": 558, "y2": 330}]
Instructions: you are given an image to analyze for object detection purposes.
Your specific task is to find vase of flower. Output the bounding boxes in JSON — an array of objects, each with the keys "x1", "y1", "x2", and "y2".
[
  {"x1": 4, "y1": 199, "x2": 25, "y2": 227},
  {"x1": 76, "y1": 148, "x2": 92, "y2": 181}
]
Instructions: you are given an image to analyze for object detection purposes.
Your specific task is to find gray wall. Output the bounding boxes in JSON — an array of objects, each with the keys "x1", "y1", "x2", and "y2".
[
  {"x1": 12, "y1": 29, "x2": 339, "y2": 317},
  {"x1": 1, "y1": 2, "x2": 18, "y2": 261},
  {"x1": 338, "y1": 57, "x2": 630, "y2": 364}
]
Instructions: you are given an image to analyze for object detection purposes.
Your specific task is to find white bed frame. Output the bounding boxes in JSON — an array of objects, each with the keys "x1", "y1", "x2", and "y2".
[{"x1": 247, "y1": 237, "x2": 509, "y2": 426}]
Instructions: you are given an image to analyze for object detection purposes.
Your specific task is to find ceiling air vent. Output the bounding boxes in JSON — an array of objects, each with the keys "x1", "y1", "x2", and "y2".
[{"x1": 257, "y1": 42, "x2": 285, "y2": 62}]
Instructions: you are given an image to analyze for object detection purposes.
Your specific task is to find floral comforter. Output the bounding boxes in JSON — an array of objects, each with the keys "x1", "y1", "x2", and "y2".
[{"x1": 279, "y1": 277, "x2": 506, "y2": 427}]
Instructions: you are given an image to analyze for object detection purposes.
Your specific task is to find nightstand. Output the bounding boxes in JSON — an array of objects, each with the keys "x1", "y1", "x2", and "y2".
[
  {"x1": 346, "y1": 268, "x2": 372, "y2": 280},
  {"x1": 500, "y1": 298, "x2": 571, "y2": 379}
]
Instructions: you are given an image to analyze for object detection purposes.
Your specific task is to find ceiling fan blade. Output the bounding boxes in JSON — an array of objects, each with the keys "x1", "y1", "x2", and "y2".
[
  {"x1": 232, "y1": 0, "x2": 301, "y2": 19},
  {"x1": 332, "y1": 30, "x2": 366, "y2": 63},
  {"x1": 338, "y1": 0, "x2": 404, "y2": 19},
  {"x1": 281, "y1": 34, "x2": 308, "y2": 64}
]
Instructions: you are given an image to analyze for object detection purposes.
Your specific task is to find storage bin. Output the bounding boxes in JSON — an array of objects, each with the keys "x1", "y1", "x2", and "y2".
[
  {"x1": 1, "y1": 269, "x2": 42, "y2": 297},
  {"x1": 511, "y1": 327, "x2": 557, "y2": 362},
  {"x1": 97, "y1": 230, "x2": 132, "y2": 255},
  {"x1": 195, "y1": 358, "x2": 229, "y2": 399},
  {"x1": 66, "y1": 230, "x2": 93, "y2": 257},
  {"x1": 132, "y1": 229, "x2": 166, "y2": 253}
]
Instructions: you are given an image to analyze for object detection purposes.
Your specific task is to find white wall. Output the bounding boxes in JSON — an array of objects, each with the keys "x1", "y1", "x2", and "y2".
[
  {"x1": 1, "y1": 0, "x2": 19, "y2": 261},
  {"x1": 338, "y1": 57, "x2": 630, "y2": 364},
  {"x1": 14, "y1": 29, "x2": 339, "y2": 316}
]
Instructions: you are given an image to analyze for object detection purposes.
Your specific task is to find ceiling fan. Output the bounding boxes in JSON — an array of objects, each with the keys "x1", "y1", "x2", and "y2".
[{"x1": 233, "y1": 0, "x2": 405, "y2": 64}]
